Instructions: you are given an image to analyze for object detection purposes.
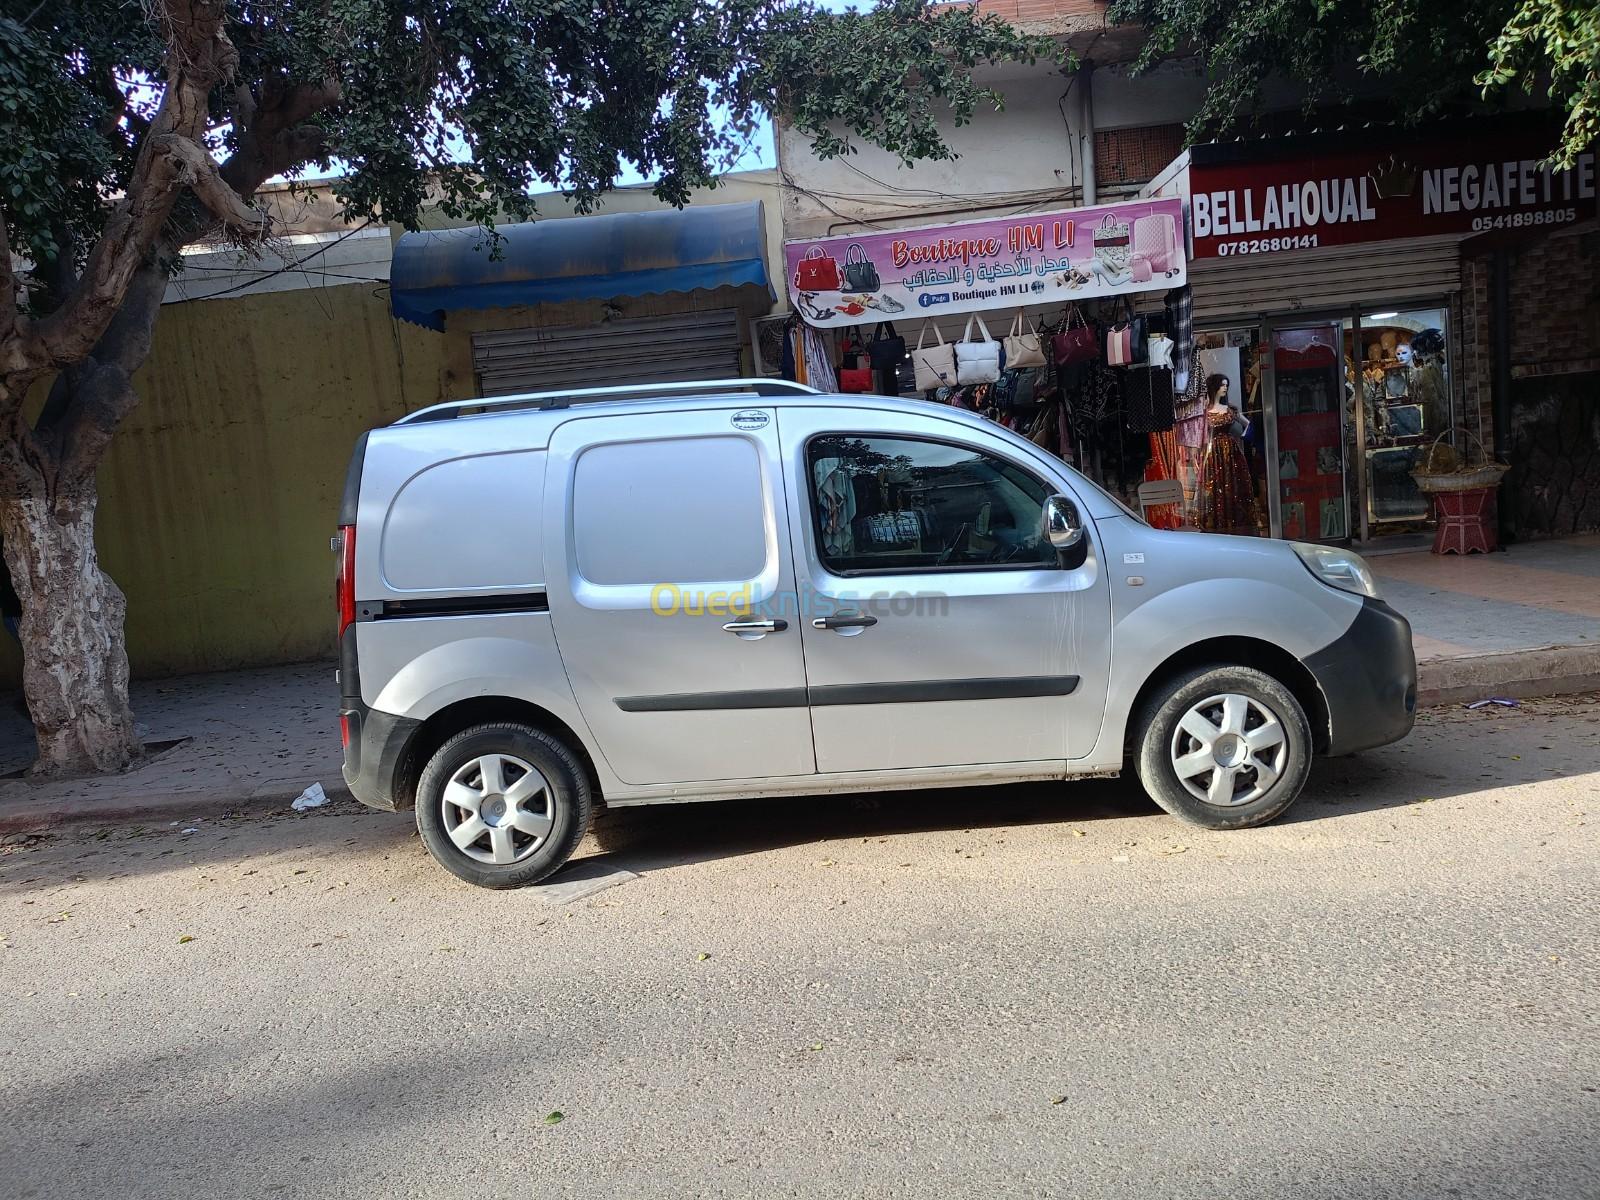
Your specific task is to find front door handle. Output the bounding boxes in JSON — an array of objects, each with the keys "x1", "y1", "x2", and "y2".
[
  {"x1": 723, "y1": 619, "x2": 788, "y2": 634},
  {"x1": 812, "y1": 614, "x2": 878, "y2": 630}
]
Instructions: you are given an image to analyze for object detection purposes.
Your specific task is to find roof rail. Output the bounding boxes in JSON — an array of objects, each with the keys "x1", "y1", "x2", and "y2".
[{"x1": 394, "y1": 378, "x2": 820, "y2": 425}]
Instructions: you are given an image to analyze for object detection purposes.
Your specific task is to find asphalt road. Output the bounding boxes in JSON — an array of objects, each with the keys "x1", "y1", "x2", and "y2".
[{"x1": 2, "y1": 696, "x2": 1597, "y2": 1200}]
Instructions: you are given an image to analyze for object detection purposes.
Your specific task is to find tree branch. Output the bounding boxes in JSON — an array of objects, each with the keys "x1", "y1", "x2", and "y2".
[
  {"x1": 231, "y1": 81, "x2": 256, "y2": 138},
  {"x1": 18, "y1": 0, "x2": 241, "y2": 369},
  {"x1": 166, "y1": 136, "x2": 272, "y2": 236},
  {"x1": 220, "y1": 77, "x2": 342, "y2": 198},
  {"x1": 0, "y1": 210, "x2": 16, "y2": 349}
]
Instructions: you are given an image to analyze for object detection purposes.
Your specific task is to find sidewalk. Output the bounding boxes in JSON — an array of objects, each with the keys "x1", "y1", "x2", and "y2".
[
  {"x1": 1371, "y1": 533, "x2": 1600, "y2": 704},
  {"x1": 0, "y1": 662, "x2": 345, "y2": 835},
  {"x1": 2, "y1": 536, "x2": 1596, "y2": 833}
]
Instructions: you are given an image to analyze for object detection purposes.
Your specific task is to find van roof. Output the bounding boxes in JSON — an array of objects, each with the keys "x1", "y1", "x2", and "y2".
[{"x1": 393, "y1": 378, "x2": 820, "y2": 425}]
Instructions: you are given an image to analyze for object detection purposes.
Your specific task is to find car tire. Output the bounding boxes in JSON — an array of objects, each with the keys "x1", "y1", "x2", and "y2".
[
  {"x1": 415, "y1": 722, "x2": 593, "y2": 889},
  {"x1": 1134, "y1": 665, "x2": 1313, "y2": 830}
]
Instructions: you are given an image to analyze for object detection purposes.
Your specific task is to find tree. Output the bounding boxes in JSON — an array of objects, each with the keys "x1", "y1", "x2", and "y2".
[
  {"x1": 1106, "y1": 0, "x2": 1596, "y2": 166},
  {"x1": 0, "y1": 0, "x2": 1051, "y2": 777},
  {"x1": 1481, "y1": 0, "x2": 1600, "y2": 168}
]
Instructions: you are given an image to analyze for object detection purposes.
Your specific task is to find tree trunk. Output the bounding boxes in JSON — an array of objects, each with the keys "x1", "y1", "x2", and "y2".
[{"x1": 0, "y1": 482, "x2": 140, "y2": 776}]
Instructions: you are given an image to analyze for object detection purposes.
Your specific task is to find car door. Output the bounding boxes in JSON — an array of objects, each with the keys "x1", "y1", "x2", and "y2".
[
  {"x1": 780, "y1": 407, "x2": 1111, "y2": 774},
  {"x1": 544, "y1": 407, "x2": 816, "y2": 786}
]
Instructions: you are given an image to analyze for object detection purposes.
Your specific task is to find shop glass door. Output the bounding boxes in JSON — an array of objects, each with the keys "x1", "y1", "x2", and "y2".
[
  {"x1": 1269, "y1": 324, "x2": 1349, "y2": 542},
  {"x1": 1345, "y1": 306, "x2": 1451, "y2": 534}
]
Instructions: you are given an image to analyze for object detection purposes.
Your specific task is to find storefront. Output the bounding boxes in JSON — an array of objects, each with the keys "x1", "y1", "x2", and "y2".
[
  {"x1": 781, "y1": 197, "x2": 1214, "y2": 525},
  {"x1": 389, "y1": 200, "x2": 777, "y2": 394},
  {"x1": 1147, "y1": 116, "x2": 1598, "y2": 544}
]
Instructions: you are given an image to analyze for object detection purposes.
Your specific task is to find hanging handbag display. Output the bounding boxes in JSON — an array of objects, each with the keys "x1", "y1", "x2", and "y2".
[
  {"x1": 793, "y1": 246, "x2": 841, "y2": 292},
  {"x1": 838, "y1": 365, "x2": 874, "y2": 393},
  {"x1": 842, "y1": 244, "x2": 881, "y2": 293},
  {"x1": 1003, "y1": 311, "x2": 1047, "y2": 369},
  {"x1": 1106, "y1": 299, "x2": 1148, "y2": 367},
  {"x1": 993, "y1": 368, "x2": 1041, "y2": 413},
  {"x1": 867, "y1": 322, "x2": 906, "y2": 370},
  {"x1": 912, "y1": 321, "x2": 957, "y2": 392},
  {"x1": 955, "y1": 313, "x2": 1001, "y2": 384},
  {"x1": 1052, "y1": 305, "x2": 1099, "y2": 366}
]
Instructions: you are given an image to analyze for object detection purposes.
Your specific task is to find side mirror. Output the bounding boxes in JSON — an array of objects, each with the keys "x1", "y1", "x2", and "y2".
[
  {"x1": 1043, "y1": 494, "x2": 1084, "y2": 550},
  {"x1": 1043, "y1": 495, "x2": 1088, "y2": 569}
]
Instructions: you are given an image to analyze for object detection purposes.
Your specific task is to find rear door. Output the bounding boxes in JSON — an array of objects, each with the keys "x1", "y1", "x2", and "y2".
[
  {"x1": 779, "y1": 407, "x2": 1112, "y2": 774},
  {"x1": 543, "y1": 407, "x2": 816, "y2": 786}
]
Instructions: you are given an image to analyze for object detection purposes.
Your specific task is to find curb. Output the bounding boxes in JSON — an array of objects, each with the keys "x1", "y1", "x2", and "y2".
[
  {"x1": 0, "y1": 779, "x2": 357, "y2": 838},
  {"x1": 1416, "y1": 642, "x2": 1600, "y2": 707}
]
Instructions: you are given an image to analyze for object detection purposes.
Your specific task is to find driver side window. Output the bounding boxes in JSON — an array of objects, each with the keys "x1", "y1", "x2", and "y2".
[{"x1": 807, "y1": 434, "x2": 1056, "y2": 574}]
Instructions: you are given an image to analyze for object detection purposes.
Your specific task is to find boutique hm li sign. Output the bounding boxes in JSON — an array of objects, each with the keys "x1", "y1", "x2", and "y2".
[{"x1": 784, "y1": 197, "x2": 1186, "y2": 325}]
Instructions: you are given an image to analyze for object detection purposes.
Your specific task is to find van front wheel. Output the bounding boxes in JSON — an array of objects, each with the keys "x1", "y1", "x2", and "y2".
[
  {"x1": 415, "y1": 722, "x2": 593, "y2": 889},
  {"x1": 1134, "y1": 666, "x2": 1312, "y2": 830}
]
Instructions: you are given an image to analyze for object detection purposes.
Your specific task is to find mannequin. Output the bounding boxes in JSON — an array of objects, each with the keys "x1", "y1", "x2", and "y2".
[{"x1": 1199, "y1": 374, "x2": 1260, "y2": 534}]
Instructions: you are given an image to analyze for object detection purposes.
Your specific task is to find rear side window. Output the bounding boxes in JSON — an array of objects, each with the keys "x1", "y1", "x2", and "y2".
[
  {"x1": 572, "y1": 436, "x2": 767, "y2": 585},
  {"x1": 807, "y1": 434, "x2": 1054, "y2": 573}
]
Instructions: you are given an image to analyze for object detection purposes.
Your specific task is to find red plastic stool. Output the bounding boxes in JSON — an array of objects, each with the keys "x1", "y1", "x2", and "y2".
[{"x1": 1431, "y1": 486, "x2": 1498, "y2": 555}]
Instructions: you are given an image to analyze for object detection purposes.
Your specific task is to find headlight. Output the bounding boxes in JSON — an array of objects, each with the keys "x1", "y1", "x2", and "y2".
[{"x1": 1292, "y1": 542, "x2": 1381, "y2": 599}]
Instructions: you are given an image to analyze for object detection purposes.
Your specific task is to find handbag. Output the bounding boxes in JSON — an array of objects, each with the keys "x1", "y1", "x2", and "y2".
[
  {"x1": 955, "y1": 313, "x2": 1001, "y2": 384},
  {"x1": 1106, "y1": 299, "x2": 1147, "y2": 367},
  {"x1": 842, "y1": 244, "x2": 881, "y2": 292},
  {"x1": 1146, "y1": 332, "x2": 1174, "y2": 369},
  {"x1": 993, "y1": 368, "x2": 1040, "y2": 413},
  {"x1": 793, "y1": 246, "x2": 841, "y2": 292},
  {"x1": 1052, "y1": 305, "x2": 1099, "y2": 366},
  {"x1": 867, "y1": 322, "x2": 905, "y2": 370},
  {"x1": 912, "y1": 321, "x2": 957, "y2": 392},
  {"x1": 1003, "y1": 311, "x2": 1047, "y2": 369},
  {"x1": 838, "y1": 366, "x2": 874, "y2": 394}
]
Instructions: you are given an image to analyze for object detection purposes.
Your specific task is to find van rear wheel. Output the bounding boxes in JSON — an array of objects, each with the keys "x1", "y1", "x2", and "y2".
[
  {"x1": 1134, "y1": 665, "x2": 1312, "y2": 830},
  {"x1": 415, "y1": 722, "x2": 592, "y2": 889}
]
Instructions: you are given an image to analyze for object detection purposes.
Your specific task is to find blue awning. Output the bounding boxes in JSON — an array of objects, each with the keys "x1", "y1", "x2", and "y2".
[{"x1": 390, "y1": 199, "x2": 771, "y2": 330}]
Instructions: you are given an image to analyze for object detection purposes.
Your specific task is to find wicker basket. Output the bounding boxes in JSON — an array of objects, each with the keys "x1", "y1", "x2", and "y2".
[{"x1": 1411, "y1": 429, "x2": 1509, "y2": 494}]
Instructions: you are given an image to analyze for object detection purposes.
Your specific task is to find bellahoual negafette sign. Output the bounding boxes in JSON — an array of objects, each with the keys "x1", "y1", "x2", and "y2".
[{"x1": 783, "y1": 197, "x2": 1187, "y2": 327}]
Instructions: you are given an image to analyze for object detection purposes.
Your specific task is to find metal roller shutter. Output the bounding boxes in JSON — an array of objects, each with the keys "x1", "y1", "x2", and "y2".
[
  {"x1": 472, "y1": 310, "x2": 743, "y2": 396},
  {"x1": 1188, "y1": 235, "x2": 1464, "y2": 324}
]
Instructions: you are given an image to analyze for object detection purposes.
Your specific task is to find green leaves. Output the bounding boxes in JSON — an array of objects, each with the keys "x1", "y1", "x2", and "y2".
[
  {"x1": 1107, "y1": 0, "x2": 1593, "y2": 166},
  {"x1": 2, "y1": 0, "x2": 1046, "y2": 280},
  {"x1": 1480, "y1": 0, "x2": 1600, "y2": 168}
]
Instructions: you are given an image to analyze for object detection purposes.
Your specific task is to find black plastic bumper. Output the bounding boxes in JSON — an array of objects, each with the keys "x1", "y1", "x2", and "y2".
[
  {"x1": 1304, "y1": 596, "x2": 1418, "y2": 756},
  {"x1": 341, "y1": 702, "x2": 422, "y2": 812}
]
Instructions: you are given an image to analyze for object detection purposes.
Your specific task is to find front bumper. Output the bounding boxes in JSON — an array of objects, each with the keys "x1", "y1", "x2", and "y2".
[
  {"x1": 1303, "y1": 596, "x2": 1418, "y2": 756},
  {"x1": 341, "y1": 702, "x2": 422, "y2": 812}
]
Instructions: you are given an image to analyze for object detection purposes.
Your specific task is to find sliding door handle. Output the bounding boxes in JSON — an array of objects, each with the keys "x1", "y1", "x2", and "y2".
[
  {"x1": 812, "y1": 614, "x2": 878, "y2": 630},
  {"x1": 723, "y1": 619, "x2": 788, "y2": 634}
]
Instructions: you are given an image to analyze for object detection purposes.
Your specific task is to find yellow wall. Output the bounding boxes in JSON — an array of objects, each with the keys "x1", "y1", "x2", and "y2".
[
  {"x1": 0, "y1": 284, "x2": 454, "y2": 685},
  {"x1": 0, "y1": 174, "x2": 787, "y2": 686}
]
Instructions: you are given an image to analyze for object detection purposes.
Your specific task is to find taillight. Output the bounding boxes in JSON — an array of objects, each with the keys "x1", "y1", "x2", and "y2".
[
  {"x1": 339, "y1": 712, "x2": 352, "y2": 748},
  {"x1": 336, "y1": 524, "x2": 357, "y2": 636}
]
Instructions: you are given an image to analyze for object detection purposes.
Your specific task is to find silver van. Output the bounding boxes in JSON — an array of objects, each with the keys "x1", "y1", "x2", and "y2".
[{"x1": 336, "y1": 379, "x2": 1416, "y2": 888}]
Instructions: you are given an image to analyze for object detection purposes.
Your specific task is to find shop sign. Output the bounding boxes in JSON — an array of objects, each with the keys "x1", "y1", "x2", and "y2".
[
  {"x1": 783, "y1": 197, "x2": 1186, "y2": 326},
  {"x1": 1184, "y1": 138, "x2": 1598, "y2": 259}
]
